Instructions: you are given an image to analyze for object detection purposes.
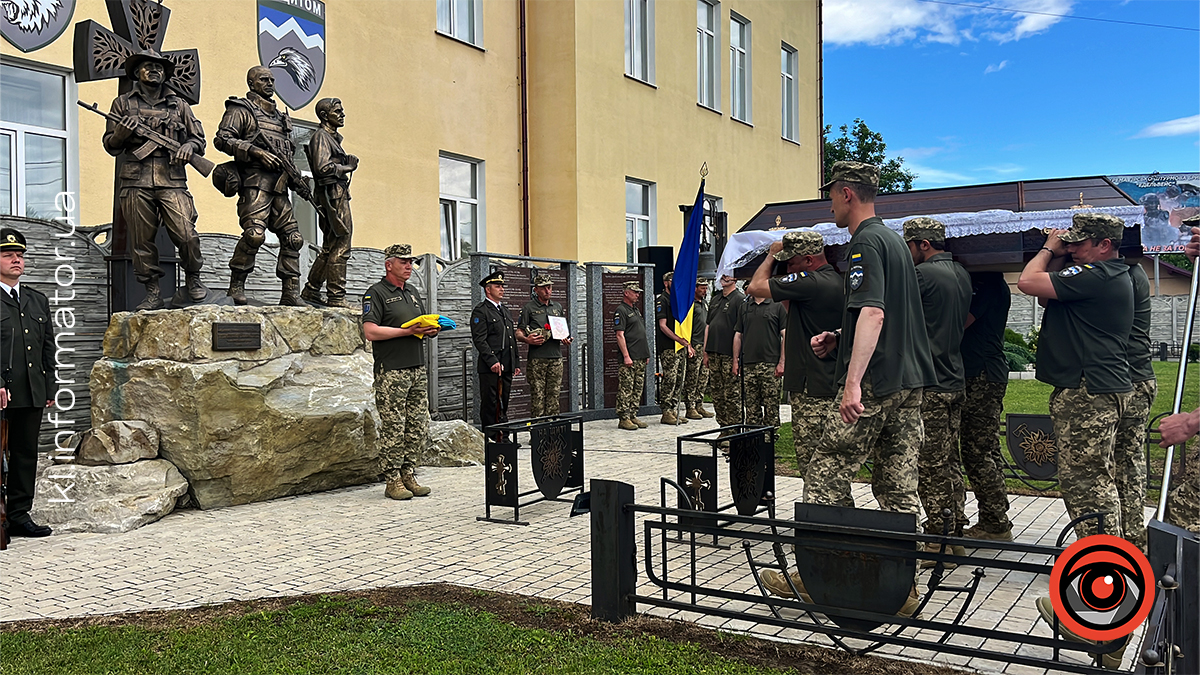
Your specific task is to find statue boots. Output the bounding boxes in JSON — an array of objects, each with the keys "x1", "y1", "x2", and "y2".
[
  {"x1": 300, "y1": 282, "x2": 324, "y2": 306},
  {"x1": 401, "y1": 467, "x2": 431, "y2": 497},
  {"x1": 279, "y1": 278, "x2": 306, "y2": 307},
  {"x1": 324, "y1": 263, "x2": 348, "y2": 308},
  {"x1": 227, "y1": 271, "x2": 249, "y2": 305},
  {"x1": 185, "y1": 273, "x2": 207, "y2": 302},
  {"x1": 136, "y1": 281, "x2": 165, "y2": 311}
]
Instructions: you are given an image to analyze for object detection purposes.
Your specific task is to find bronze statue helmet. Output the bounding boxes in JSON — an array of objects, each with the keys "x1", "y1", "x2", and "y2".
[{"x1": 123, "y1": 49, "x2": 175, "y2": 80}]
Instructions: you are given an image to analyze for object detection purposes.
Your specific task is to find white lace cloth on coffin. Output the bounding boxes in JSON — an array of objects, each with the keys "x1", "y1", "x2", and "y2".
[{"x1": 716, "y1": 205, "x2": 1145, "y2": 279}]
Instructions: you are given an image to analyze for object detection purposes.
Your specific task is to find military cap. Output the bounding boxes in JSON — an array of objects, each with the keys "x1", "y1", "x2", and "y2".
[
  {"x1": 774, "y1": 230, "x2": 824, "y2": 260},
  {"x1": 902, "y1": 217, "x2": 947, "y2": 244},
  {"x1": 533, "y1": 274, "x2": 553, "y2": 287},
  {"x1": 819, "y1": 161, "x2": 880, "y2": 191},
  {"x1": 125, "y1": 49, "x2": 176, "y2": 80},
  {"x1": 1059, "y1": 212, "x2": 1125, "y2": 243},
  {"x1": 662, "y1": 271, "x2": 674, "y2": 283},
  {"x1": 480, "y1": 270, "x2": 505, "y2": 287},
  {"x1": 0, "y1": 228, "x2": 27, "y2": 252},
  {"x1": 623, "y1": 280, "x2": 644, "y2": 292},
  {"x1": 696, "y1": 277, "x2": 709, "y2": 286},
  {"x1": 383, "y1": 243, "x2": 413, "y2": 259}
]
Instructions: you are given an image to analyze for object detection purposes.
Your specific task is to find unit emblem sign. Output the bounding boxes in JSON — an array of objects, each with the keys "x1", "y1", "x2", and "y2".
[
  {"x1": 1005, "y1": 413, "x2": 1058, "y2": 481},
  {"x1": 3, "y1": 0, "x2": 77, "y2": 52},
  {"x1": 257, "y1": 0, "x2": 325, "y2": 109},
  {"x1": 485, "y1": 441, "x2": 519, "y2": 508},
  {"x1": 530, "y1": 422, "x2": 573, "y2": 500}
]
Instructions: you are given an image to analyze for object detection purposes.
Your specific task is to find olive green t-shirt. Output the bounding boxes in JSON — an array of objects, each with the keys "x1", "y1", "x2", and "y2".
[
  {"x1": 915, "y1": 252, "x2": 972, "y2": 393},
  {"x1": 769, "y1": 264, "x2": 843, "y2": 396},
  {"x1": 614, "y1": 301, "x2": 650, "y2": 361},
  {"x1": 735, "y1": 298, "x2": 786, "y2": 365},
  {"x1": 654, "y1": 291, "x2": 676, "y2": 354},
  {"x1": 1036, "y1": 258, "x2": 1134, "y2": 394},
  {"x1": 706, "y1": 289, "x2": 744, "y2": 356},
  {"x1": 690, "y1": 298, "x2": 708, "y2": 347},
  {"x1": 362, "y1": 278, "x2": 427, "y2": 373},
  {"x1": 961, "y1": 272, "x2": 1011, "y2": 384},
  {"x1": 518, "y1": 298, "x2": 567, "y2": 360},
  {"x1": 1126, "y1": 263, "x2": 1155, "y2": 383},
  {"x1": 839, "y1": 218, "x2": 936, "y2": 397}
]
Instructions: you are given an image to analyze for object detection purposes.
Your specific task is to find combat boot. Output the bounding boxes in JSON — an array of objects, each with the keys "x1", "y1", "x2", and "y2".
[
  {"x1": 918, "y1": 541, "x2": 967, "y2": 570},
  {"x1": 685, "y1": 406, "x2": 703, "y2": 420},
  {"x1": 185, "y1": 273, "x2": 207, "y2": 302},
  {"x1": 401, "y1": 467, "x2": 431, "y2": 497},
  {"x1": 227, "y1": 271, "x2": 249, "y2": 305},
  {"x1": 384, "y1": 479, "x2": 413, "y2": 500},
  {"x1": 898, "y1": 584, "x2": 921, "y2": 619},
  {"x1": 1036, "y1": 597, "x2": 1128, "y2": 669},
  {"x1": 760, "y1": 570, "x2": 813, "y2": 603},
  {"x1": 962, "y1": 524, "x2": 1013, "y2": 542},
  {"x1": 660, "y1": 410, "x2": 678, "y2": 425},
  {"x1": 136, "y1": 281, "x2": 164, "y2": 311},
  {"x1": 634, "y1": 417, "x2": 648, "y2": 428},
  {"x1": 325, "y1": 293, "x2": 347, "y2": 308},
  {"x1": 697, "y1": 404, "x2": 715, "y2": 418},
  {"x1": 279, "y1": 278, "x2": 306, "y2": 307},
  {"x1": 618, "y1": 418, "x2": 638, "y2": 431},
  {"x1": 300, "y1": 283, "x2": 324, "y2": 305}
]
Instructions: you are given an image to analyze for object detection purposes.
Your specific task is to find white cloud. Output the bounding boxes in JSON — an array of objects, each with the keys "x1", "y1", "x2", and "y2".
[
  {"x1": 907, "y1": 162, "x2": 973, "y2": 188},
  {"x1": 984, "y1": 60, "x2": 1009, "y2": 74},
  {"x1": 976, "y1": 163, "x2": 1025, "y2": 175},
  {"x1": 824, "y1": 0, "x2": 1073, "y2": 46},
  {"x1": 1133, "y1": 115, "x2": 1200, "y2": 139}
]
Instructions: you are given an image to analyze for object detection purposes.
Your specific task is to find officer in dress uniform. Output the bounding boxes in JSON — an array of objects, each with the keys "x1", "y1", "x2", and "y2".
[
  {"x1": 0, "y1": 229, "x2": 55, "y2": 537},
  {"x1": 471, "y1": 271, "x2": 520, "y2": 438}
]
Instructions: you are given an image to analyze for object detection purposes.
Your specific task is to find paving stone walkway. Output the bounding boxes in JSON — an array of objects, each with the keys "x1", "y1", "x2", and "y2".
[{"x1": 1, "y1": 409, "x2": 1147, "y2": 674}]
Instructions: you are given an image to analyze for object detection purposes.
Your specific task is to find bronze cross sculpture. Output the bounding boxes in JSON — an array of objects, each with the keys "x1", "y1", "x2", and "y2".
[
  {"x1": 491, "y1": 454, "x2": 512, "y2": 496},
  {"x1": 684, "y1": 468, "x2": 710, "y2": 511}
]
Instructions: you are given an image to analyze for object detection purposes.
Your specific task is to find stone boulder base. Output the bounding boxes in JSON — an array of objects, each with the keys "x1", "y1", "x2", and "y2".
[
  {"x1": 422, "y1": 420, "x2": 485, "y2": 467},
  {"x1": 32, "y1": 459, "x2": 189, "y2": 534},
  {"x1": 71, "y1": 420, "x2": 160, "y2": 465},
  {"x1": 92, "y1": 306, "x2": 381, "y2": 510}
]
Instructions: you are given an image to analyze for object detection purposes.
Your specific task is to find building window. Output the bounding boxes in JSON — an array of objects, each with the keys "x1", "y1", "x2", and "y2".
[
  {"x1": 625, "y1": 178, "x2": 654, "y2": 263},
  {"x1": 291, "y1": 121, "x2": 320, "y2": 249},
  {"x1": 437, "y1": 0, "x2": 483, "y2": 47},
  {"x1": 625, "y1": 0, "x2": 654, "y2": 84},
  {"x1": 781, "y1": 43, "x2": 798, "y2": 142},
  {"x1": 730, "y1": 14, "x2": 751, "y2": 123},
  {"x1": 0, "y1": 60, "x2": 74, "y2": 220},
  {"x1": 696, "y1": 0, "x2": 719, "y2": 110},
  {"x1": 440, "y1": 154, "x2": 484, "y2": 260}
]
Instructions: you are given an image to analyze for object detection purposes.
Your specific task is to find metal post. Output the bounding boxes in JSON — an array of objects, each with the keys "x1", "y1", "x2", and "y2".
[
  {"x1": 590, "y1": 479, "x2": 636, "y2": 622},
  {"x1": 424, "y1": 253, "x2": 439, "y2": 413},
  {"x1": 1158, "y1": 266, "x2": 1199, "y2": 519},
  {"x1": 1153, "y1": 254, "x2": 1160, "y2": 296},
  {"x1": 565, "y1": 261, "x2": 582, "y2": 412},
  {"x1": 462, "y1": 347, "x2": 470, "y2": 422}
]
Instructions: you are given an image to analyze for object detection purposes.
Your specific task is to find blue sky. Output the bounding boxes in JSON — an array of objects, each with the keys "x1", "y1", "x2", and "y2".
[{"x1": 822, "y1": 0, "x2": 1200, "y2": 189}]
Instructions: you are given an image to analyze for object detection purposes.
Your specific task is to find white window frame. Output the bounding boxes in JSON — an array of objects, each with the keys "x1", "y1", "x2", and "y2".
[
  {"x1": 0, "y1": 56, "x2": 78, "y2": 220},
  {"x1": 625, "y1": 178, "x2": 656, "y2": 263},
  {"x1": 781, "y1": 42, "x2": 798, "y2": 142},
  {"x1": 730, "y1": 13, "x2": 752, "y2": 124},
  {"x1": 696, "y1": 0, "x2": 720, "y2": 111},
  {"x1": 624, "y1": 0, "x2": 655, "y2": 84},
  {"x1": 439, "y1": 152, "x2": 486, "y2": 261},
  {"x1": 290, "y1": 120, "x2": 321, "y2": 250},
  {"x1": 436, "y1": 0, "x2": 484, "y2": 48}
]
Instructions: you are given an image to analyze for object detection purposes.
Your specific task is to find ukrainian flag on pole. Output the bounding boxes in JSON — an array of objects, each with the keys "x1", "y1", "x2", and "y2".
[{"x1": 670, "y1": 174, "x2": 706, "y2": 351}]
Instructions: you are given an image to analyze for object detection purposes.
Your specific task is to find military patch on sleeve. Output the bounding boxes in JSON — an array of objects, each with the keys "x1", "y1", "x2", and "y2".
[
  {"x1": 780, "y1": 273, "x2": 797, "y2": 283},
  {"x1": 849, "y1": 264, "x2": 866, "y2": 291},
  {"x1": 1060, "y1": 266, "x2": 1083, "y2": 277},
  {"x1": 362, "y1": 298, "x2": 371, "y2": 314},
  {"x1": 614, "y1": 315, "x2": 621, "y2": 326},
  {"x1": 474, "y1": 317, "x2": 481, "y2": 324}
]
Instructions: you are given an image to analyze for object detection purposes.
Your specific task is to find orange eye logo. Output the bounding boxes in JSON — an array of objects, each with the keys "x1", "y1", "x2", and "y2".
[{"x1": 1049, "y1": 534, "x2": 1154, "y2": 641}]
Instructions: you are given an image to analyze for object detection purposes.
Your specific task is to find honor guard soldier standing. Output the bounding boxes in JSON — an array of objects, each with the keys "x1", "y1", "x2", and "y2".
[
  {"x1": 301, "y1": 97, "x2": 359, "y2": 308},
  {"x1": 1112, "y1": 257, "x2": 1156, "y2": 551},
  {"x1": 748, "y1": 230, "x2": 843, "y2": 475},
  {"x1": 732, "y1": 286, "x2": 786, "y2": 428},
  {"x1": 102, "y1": 49, "x2": 208, "y2": 310},
  {"x1": 0, "y1": 229, "x2": 55, "y2": 537},
  {"x1": 683, "y1": 279, "x2": 712, "y2": 419},
  {"x1": 472, "y1": 271, "x2": 520, "y2": 437},
  {"x1": 614, "y1": 280, "x2": 650, "y2": 430},
  {"x1": 516, "y1": 274, "x2": 571, "y2": 418},
  {"x1": 904, "y1": 217, "x2": 972, "y2": 564},
  {"x1": 362, "y1": 244, "x2": 436, "y2": 501},
  {"x1": 654, "y1": 272, "x2": 694, "y2": 424},
  {"x1": 959, "y1": 271, "x2": 1015, "y2": 542},
  {"x1": 214, "y1": 66, "x2": 310, "y2": 306},
  {"x1": 704, "y1": 274, "x2": 746, "y2": 429}
]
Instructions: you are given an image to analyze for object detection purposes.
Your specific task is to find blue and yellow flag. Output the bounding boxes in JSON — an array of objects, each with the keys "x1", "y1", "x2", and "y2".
[{"x1": 670, "y1": 179, "x2": 705, "y2": 351}]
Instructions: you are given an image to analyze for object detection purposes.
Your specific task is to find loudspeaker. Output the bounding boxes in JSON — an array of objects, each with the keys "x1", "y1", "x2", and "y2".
[{"x1": 638, "y1": 246, "x2": 674, "y2": 295}]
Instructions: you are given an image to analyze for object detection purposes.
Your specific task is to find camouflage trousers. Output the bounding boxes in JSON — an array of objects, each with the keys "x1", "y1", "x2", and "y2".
[
  {"x1": 374, "y1": 365, "x2": 430, "y2": 482},
  {"x1": 1113, "y1": 378, "x2": 1155, "y2": 550},
  {"x1": 804, "y1": 383, "x2": 923, "y2": 517},
  {"x1": 527, "y1": 357, "x2": 564, "y2": 418},
  {"x1": 959, "y1": 375, "x2": 1012, "y2": 534},
  {"x1": 743, "y1": 362, "x2": 782, "y2": 428},
  {"x1": 790, "y1": 391, "x2": 833, "y2": 476},
  {"x1": 1050, "y1": 381, "x2": 1132, "y2": 541},
  {"x1": 656, "y1": 348, "x2": 687, "y2": 411},
  {"x1": 918, "y1": 390, "x2": 967, "y2": 536},
  {"x1": 683, "y1": 349, "x2": 709, "y2": 407},
  {"x1": 1166, "y1": 448, "x2": 1199, "y2": 534},
  {"x1": 706, "y1": 353, "x2": 743, "y2": 427},
  {"x1": 616, "y1": 358, "x2": 647, "y2": 420}
]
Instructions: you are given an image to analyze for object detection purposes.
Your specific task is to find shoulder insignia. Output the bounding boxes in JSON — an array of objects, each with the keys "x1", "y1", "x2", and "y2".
[
  {"x1": 362, "y1": 301, "x2": 370, "y2": 314},
  {"x1": 614, "y1": 315, "x2": 621, "y2": 326},
  {"x1": 850, "y1": 252, "x2": 863, "y2": 261},
  {"x1": 1083, "y1": 264, "x2": 1094, "y2": 269},
  {"x1": 849, "y1": 264, "x2": 865, "y2": 291},
  {"x1": 780, "y1": 273, "x2": 797, "y2": 283},
  {"x1": 474, "y1": 317, "x2": 480, "y2": 324},
  {"x1": 1060, "y1": 266, "x2": 1083, "y2": 277}
]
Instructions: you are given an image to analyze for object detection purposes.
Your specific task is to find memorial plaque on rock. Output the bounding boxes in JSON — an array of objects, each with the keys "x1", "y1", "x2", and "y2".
[{"x1": 212, "y1": 322, "x2": 262, "y2": 351}]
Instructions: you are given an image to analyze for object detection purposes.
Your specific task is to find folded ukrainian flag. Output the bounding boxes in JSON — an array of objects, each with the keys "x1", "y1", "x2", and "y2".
[{"x1": 401, "y1": 314, "x2": 457, "y2": 338}]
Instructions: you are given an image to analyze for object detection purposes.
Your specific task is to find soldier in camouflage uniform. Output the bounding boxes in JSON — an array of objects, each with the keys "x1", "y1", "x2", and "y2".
[
  {"x1": 1018, "y1": 213, "x2": 1134, "y2": 542},
  {"x1": 704, "y1": 274, "x2": 745, "y2": 428},
  {"x1": 362, "y1": 244, "x2": 438, "y2": 500},
  {"x1": 733, "y1": 288, "x2": 786, "y2": 427},
  {"x1": 1112, "y1": 261, "x2": 1155, "y2": 550},
  {"x1": 517, "y1": 274, "x2": 572, "y2": 418},
  {"x1": 684, "y1": 279, "x2": 712, "y2": 419},
  {"x1": 654, "y1": 272, "x2": 694, "y2": 424},
  {"x1": 614, "y1": 280, "x2": 650, "y2": 430}
]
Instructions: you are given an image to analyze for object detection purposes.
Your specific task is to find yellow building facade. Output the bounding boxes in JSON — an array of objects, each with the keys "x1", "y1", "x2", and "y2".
[{"x1": 2, "y1": 0, "x2": 819, "y2": 262}]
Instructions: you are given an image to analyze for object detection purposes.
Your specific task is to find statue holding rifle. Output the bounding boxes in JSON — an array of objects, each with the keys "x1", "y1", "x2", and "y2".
[{"x1": 213, "y1": 65, "x2": 314, "y2": 306}]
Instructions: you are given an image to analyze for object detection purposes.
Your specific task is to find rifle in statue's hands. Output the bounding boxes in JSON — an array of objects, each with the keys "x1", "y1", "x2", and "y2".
[
  {"x1": 78, "y1": 101, "x2": 215, "y2": 177},
  {"x1": 254, "y1": 134, "x2": 317, "y2": 207}
]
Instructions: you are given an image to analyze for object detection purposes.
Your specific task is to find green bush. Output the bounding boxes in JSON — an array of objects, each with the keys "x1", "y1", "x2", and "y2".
[
  {"x1": 1025, "y1": 326, "x2": 1040, "y2": 354},
  {"x1": 1004, "y1": 342, "x2": 1035, "y2": 371},
  {"x1": 1190, "y1": 343, "x2": 1199, "y2": 363},
  {"x1": 1004, "y1": 328, "x2": 1028, "y2": 349}
]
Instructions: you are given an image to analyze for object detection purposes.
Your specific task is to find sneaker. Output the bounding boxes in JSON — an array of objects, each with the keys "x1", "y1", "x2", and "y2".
[
  {"x1": 385, "y1": 479, "x2": 413, "y2": 500},
  {"x1": 918, "y1": 542, "x2": 966, "y2": 569},
  {"x1": 760, "y1": 570, "x2": 812, "y2": 603},
  {"x1": 963, "y1": 524, "x2": 1014, "y2": 542},
  {"x1": 634, "y1": 417, "x2": 648, "y2": 428},
  {"x1": 618, "y1": 418, "x2": 639, "y2": 431},
  {"x1": 1036, "y1": 597, "x2": 1128, "y2": 670}
]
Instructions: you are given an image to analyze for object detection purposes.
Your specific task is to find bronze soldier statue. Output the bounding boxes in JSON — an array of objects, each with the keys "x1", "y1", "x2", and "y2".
[
  {"x1": 301, "y1": 97, "x2": 358, "y2": 307},
  {"x1": 213, "y1": 65, "x2": 312, "y2": 306},
  {"x1": 102, "y1": 49, "x2": 208, "y2": 311}
]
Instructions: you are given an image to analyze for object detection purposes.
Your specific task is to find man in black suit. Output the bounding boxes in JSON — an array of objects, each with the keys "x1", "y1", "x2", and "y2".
[
  {"x1": 1, "y1": 228, "x2": 55, "y2": 538},
  {"x1": 471, "y1": 271, "x2": 520, "y2": 438}
]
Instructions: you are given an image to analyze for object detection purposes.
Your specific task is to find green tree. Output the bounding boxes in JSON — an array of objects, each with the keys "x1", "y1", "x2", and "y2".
[{"x1": 823, "y1": 118, "x2": 917, "y2": 194}]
